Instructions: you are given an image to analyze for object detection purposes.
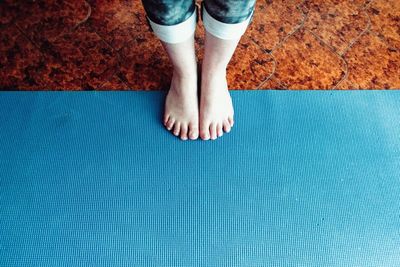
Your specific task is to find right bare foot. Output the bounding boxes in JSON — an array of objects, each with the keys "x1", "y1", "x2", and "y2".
[{"x1": 163, "y1": 69, "x2": 199, "y2": 140}]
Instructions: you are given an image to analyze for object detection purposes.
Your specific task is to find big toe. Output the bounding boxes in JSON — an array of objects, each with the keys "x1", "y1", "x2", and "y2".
[
  {"x1": 188, "y1": 123, "x2": 199, "y2": 140},
  {"x1": 200, "y1": 122, "x2": 210, "y2": 140}
]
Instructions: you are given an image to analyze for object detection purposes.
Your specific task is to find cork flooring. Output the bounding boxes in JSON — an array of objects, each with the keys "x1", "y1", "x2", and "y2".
[{"x1": 1, "y1": 0, "x2": 399, "y2": 90}]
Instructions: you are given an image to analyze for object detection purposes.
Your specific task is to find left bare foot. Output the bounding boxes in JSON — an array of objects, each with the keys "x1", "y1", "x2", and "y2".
[{"x1": 199, "y1": 69, "x2": 234, "y2": 140}]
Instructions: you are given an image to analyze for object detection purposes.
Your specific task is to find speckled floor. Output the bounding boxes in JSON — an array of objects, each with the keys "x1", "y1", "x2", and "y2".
[{"x1": 1, "y1": 0, "x2": 399, "y2": 90}]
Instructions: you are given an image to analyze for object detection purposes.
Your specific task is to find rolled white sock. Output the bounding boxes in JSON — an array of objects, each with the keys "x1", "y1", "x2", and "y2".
[
  {"x1": 147, "y1": 9, "x2": 197, "y2": 44},
  {"x1": 202, "y1": 5, "x2": 254, "y2": 40}
]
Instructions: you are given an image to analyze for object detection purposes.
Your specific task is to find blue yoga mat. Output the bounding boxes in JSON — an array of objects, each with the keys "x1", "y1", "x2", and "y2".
[{"x1": 1, "y1": 91, "x2": 400, "y2": 266}]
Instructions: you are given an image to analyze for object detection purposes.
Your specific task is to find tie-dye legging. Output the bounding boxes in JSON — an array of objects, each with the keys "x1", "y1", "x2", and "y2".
[{"x1": 141, "y1": 0, "x2": 256, "y2": 25}]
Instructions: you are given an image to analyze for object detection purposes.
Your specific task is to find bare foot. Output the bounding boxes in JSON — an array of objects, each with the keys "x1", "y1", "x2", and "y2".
[
  {"x1": 163, "y1": 70, "x2": 199, "y2": 140},
  {"x1": 199, "y1": 69, "x2": 234, "y2": 140}
]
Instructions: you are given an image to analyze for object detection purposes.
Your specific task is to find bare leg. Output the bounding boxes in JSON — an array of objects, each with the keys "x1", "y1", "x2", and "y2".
[
  {"x1": 199, "y1": 30, "x2": 240, "y2": 140},
  {"x1": 161, "y1": 33, "x2": 199, "y2": 140}
]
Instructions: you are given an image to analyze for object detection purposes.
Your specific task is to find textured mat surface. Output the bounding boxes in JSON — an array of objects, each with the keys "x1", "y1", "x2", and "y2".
[{"x1": 1, "y1": 91, "x2": 400, "y2": 266}]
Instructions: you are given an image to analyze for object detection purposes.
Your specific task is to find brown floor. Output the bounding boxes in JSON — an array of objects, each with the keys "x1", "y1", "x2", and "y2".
[{"x1": 0, "y1": 0, "x2": 399, "y2": 90}]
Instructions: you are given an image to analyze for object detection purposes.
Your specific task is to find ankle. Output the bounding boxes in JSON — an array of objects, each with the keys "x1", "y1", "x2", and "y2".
[
  {"x1": 201, "y1": 64, "x2": 226, "y2": 78},
  {"x1": 173, "y1": 63, "x2": 197, "y2": 78},
  {"x1": 169, "y1": 68, "x2": 198, "y2": 95},
  {"x1": 201, "y1": 67, "x2": 227, "y2": 86}
]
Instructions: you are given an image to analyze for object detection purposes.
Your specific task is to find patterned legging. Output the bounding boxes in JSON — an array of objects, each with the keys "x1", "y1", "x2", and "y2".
[{"x1": 141, "y1": 0, "x2": 256, "y2": 25}]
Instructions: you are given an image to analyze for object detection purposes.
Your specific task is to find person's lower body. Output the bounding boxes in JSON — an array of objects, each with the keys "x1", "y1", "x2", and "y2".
[{"x1": 141, "y1": 0, "x2": 256, "y2": 140}]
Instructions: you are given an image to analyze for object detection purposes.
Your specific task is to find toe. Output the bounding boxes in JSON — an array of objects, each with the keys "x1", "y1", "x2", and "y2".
[
  {"x1": 228, "y1": 117, "x2": 234, "y2": 127},
  {"x1": 180, "y1": 123, "x2": 188, "y2": 140},
  {"x1": 209, "y1": 123, "x2": 217, "y2": 140},
  {"x1": 217, "y1": 123, "x2": 223, "y2": 137},
  {"x1": 173, "y1": 122, "x2": 181, "y2": 136},
  {"x1": 163, "y1": 114, "x2": 170, "y2": 125},
  {"x1": 188, "y1": 122, "x2": 199, "y2": 140},
  {"x1": 200, "y1": 121, "x2": 210, "y2": 140},
  {"x1": 166, "y1": 118, "x2": 175, "y2": 130},
  {"x1": 200, "y1": 131, "x2": 210, "y2": 140},
  {"x1": 223, "y1": 119, "x2": 231, "y2": 133}
]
